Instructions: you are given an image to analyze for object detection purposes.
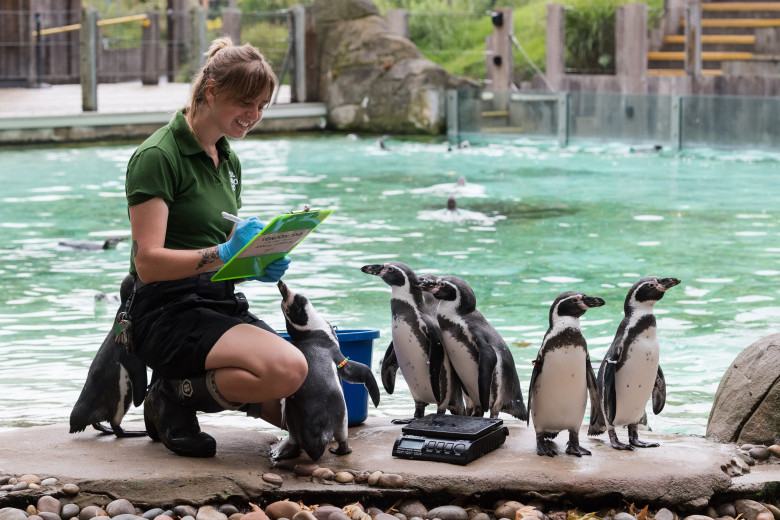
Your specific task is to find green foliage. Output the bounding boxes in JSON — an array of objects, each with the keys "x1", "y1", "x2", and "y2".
[{"x1": 564, "y1": 3, "x2": 617, "y2": 74}]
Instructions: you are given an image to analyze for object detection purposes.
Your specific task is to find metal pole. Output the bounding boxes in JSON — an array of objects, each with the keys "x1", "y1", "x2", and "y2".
[
  {"x1": 292, "y1": 4, "x2": 306, "y2": 103},
  {"x1": 33, "y1": 13, "x2": 51, "y2": 88},
  {"x1": 80, "y1": 7, "x2": 98, "y2": 111}
]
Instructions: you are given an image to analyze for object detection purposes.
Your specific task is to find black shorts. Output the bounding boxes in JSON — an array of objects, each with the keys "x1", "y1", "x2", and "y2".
[{"x1": 130, "y1": 273, "x2": 277, "y2": 379}]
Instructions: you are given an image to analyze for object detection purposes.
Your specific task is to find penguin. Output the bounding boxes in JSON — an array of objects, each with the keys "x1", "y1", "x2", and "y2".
[
  {"x1": 271, "y1": 280, "x2": 380, "y2": 462},
  {"x1": 528, "y1": 291, "x2": 604, "y2": 457},
  {"x1": 588, "y1": 276, "x2": 680, "y2": 450},
  {"x1": 59, "y1": 237, "x2": 127, "y2": 250},
  {"x1": 418, "y1": 275, "x2": 527, "y2": 420},
  {"x1": 69, "y1": 273, "x2": 148, "y2": 437},
  {"x1": 361, "y1": 262, "x2": 465, "y2": 422}
]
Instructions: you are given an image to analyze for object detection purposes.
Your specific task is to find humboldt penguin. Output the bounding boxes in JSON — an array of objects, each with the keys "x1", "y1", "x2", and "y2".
[
  {"x1": 588, "y1": 276, "x2": 680, "y2": 449},
  {"x1": 60, "y1": 237, "x2": 127, "y2": 250},
  {"x1": 419, "y1": 275, "x2": 527, "y2": 420},
  {"x1": 528, "y1": 291, "x2": 604, "y2": 457},
  {"x1": 361, "y1": 262, "x2": 465, "y2": 422},
  {"x1": 271, "y1": 281, "x2": 380, "y2": 462},
  {"x1": 69, "y1": 273, "x2": 147, "y2": 437}
]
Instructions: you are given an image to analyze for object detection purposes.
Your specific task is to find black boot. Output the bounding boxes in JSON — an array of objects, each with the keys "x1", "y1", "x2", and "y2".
[{"x1": 144, "y1": 369, "x2": 241, "y2": 458}]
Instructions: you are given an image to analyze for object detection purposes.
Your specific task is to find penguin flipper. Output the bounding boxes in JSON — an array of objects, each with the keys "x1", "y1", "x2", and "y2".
[
  {"x1": 424, "y1": 315, "x2": 444, "y2": 404},
  {"x1": 585, "y1": 355, "x2": 601, "y2": 426},
  {"x1": 380, "y1": 341, "x2": 398, "y2": 394},
  {"x1": 652, "y1": 365, "x2": 666, "y2": 415},
  {"x1": 474, "y1": 329, "x2": 498, "y2": 413},
  {"x1": 339, "y1": 360, "x2": 381, "y2": 408},
  {"x1": 603, "y1": 358, "x2": 617, "y2": 426},
  {"x1": 527, "y1": 356, "x2": 542, "y2": 426}
]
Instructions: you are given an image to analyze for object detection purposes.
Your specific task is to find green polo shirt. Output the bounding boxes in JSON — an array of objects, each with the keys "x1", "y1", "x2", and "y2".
[{"x1": 125, "y1": 109, "x2": 242, "y2": 276}]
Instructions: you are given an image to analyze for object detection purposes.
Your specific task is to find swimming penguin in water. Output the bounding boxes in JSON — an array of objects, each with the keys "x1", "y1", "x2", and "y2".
[
  {"x1": 70, "y1": 274, "x2": 147, "y2": 437},
  {"x1": 588, "y1": 276, "x2": 680, "y2": 450},
  {"x1": 59, "y1": 237, "x2": 127, "y2": 250},
  {"x1": 361, "y1": 263, "x2": 465, "y2": 422},
  {"x1": 271, "y1": 281, "x2": 380, "y2": 462},
  {"x1": 529, "y1": 291, "x2": 604, "y2": 457},
  {"x1": 419, "y1": 275, "x2": 527, "y2": 420}
]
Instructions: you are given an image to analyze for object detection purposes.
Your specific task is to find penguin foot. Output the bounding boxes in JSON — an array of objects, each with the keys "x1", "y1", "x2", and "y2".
[
  {"x1": 565, "y1": 443, "x2": 592, "y2": 457},
  {"x1": 536, "y1": 435, "x2": 557, "y2": 457},
  {"x1": 93, "y1": 422, "x2": 147, "y2": 438},
  {"x1": 608, "y1": 430, "x2": 633, "y2": 451},
  {"x1": 629, "y1": 438, "x2": 660, "y2": 448},
  {"x1": 329, "y1": 441, "x2": 352, "y2": 455}
]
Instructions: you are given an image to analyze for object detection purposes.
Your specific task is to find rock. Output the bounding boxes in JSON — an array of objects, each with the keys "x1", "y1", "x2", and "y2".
[
  {"x1": 426, "y1": 507, "x2": 467, "y2": 520},
  {"x1": 153, "y1": 517, "x2": 173, "y2": 520},
  {"x1": 655, "y1": 508, "x2": 677, "y2": 520},
  {"x1": 353, "y1": 471, "x2": 371, "y2": 483},
  {"x1": 749, "y1": 446, "x2": 771, "y2": 461},
  {"x1": 112, "y1": 515, "x2": 141, "y2": 520},
  {"x1": 334, "y1": 471, "x2": 354, "y2": 484},
  {"x1": 327, "y1": 514, "x2": 350, "y2": 520},
  {"x1": 312, "y1": 506, "x2": 342, "y2": 520},
  {"x1": 377, "y1": 473, "x2": 404, "y2": 488},
  {"x1": 470, "y1": 515, "x2": 489, "y2": 520},
  {"x1": 757, "y1": 514, "x2": 775, "y2": 520},
  {"x1": 174, "y1": 507, "x2": 197, "y2": 519},
  {"x1": 80, "y1": 506, "x2": 106, "y2": 520},
  {"x1": 732, "y1": 456, "x2": 752, "y2": 474},
  {"x1": 764, "y1": 504, "x2": 780, "y2": 520},
  {"x1": 682, "y1": 516, "x2": 713, "y2": 520},
  {"x1": 38, "y1": 497, "x2": 61, "y2": 515},
  {"x1": 614, "y1": 514, "x2": 637, "y2": 520},
  {"x1": 768, "y1": 445, "x2": 780, "y2": 457},
  {"x1": 61, "y1": 507, "x2": 80, "y2": 520},
  {"x1": 218, "y1": 507, "x2": 239, "y2": 518},
  {"x1": 197, "y1": 507, "x2": 227, "y2": 520},
  {"x1": 38, "y1": 513, "x2": 62, "y2": 520},
  {"x1": 741, "y1": 444, "x2": 755, "y2": 451},
  {"x1": 0, "y1": 509, "x2": 28, "y2": 520},
  {"x1": 716, "y1": 504, "x2": 737, "y2": 518},
  {"x1": 228, "y1": 515, "x2": 243, "y2": 520},
  {"x1": 311, "y1": 0, "x2": 477, "y2": 135},
  {"x1": 142, "y1": 510, "x2": 165, "y2": 520},
  {"x1": 398, "y1": 501, "x2": 426, "y2": 519},
  {"x1": 293, "y1": 464, "x2": 319, "y2": 476},
  {"x1": 62, "y1": 483, "x2": 80, "y2": 496},
  {"x1": 735, "y1": 500, "x2": 771, "y2": 520},
  {"x1": 11, "y1": 481, "x2": 27, "y2": 491},
  {"x1": 40, "y1": 478, "x2": 57, "y2": 487},
  {"x1": 292, "y1": 512, "x2": 317, "y2": 520},
  {"x1": 367, "y1": 471, "x2": 383, "y2": 485},
  {"x1": 312, "y1": 468, "x2": 335, "y2": 481},
  {"x1": 27, "y1": 506, "x2": 38, "y2": 516},
  {"x1": 736, "y1": 452, "x2": 756, "y2": 466},
  {"x1": 394, "y1": 514, "x2": 407, "y2": 520},
  {"x1": 29, "y1": 517, "x2": 44, "y2": 520},
  {"x1": 265, "y1": 501, "x2": 301, "y2": 520},
  {"x1": 262, "y1": 473, "x2": 284, "y2": 486},
  {"x1": 18, "y1": 474, "x2": 41, "y2": 485},
  {"x1": 107, "y1": 500, "x2": 136, "y2": 518},
  {"x1": 707, "y1": 333, "x2": 780, "y2": 444},
  {"x1": 0, "y1": 477, "x2": 9, "y2": 485},
  {"x1": 374, "y1": 514, "x2": 396, "y2": 520}
]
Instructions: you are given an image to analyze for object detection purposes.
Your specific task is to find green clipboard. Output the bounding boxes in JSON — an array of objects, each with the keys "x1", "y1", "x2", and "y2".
[{"x1": 211, "y1": 208, "x2": 333, "y2": 282}]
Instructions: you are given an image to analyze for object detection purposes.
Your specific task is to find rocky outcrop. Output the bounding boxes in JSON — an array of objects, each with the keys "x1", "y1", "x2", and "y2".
[
  {"x1": 706, "y1": 333, "x2": 780, "y2": 445},
  {"x1": 311, "y1": 0, "x2": 477, "y2": 134}
]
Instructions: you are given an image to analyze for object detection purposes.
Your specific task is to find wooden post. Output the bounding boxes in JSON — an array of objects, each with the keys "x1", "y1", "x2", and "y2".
[
  {"x1": 142, "y1": 11, "x2": 160, "y2": 85},
  {"x1": 80, "y1": 6, "x2": 97, "y2": 112},
  {"x1": 488, "y1": 7, "x2": 513, "y2": 90},
  {"x1": 388, "y1": 9, "x2": 410, "y2": 39},
  {"x1": 546, "y1": 4, "x2": 565, "y2": 92},
  {"x1": 304, "y1": 4, "x2": 320, "y2": 102},
  {"x1": 221, "y1": 7, "x2": 242, "y2": 43},
  {"x1": 191, "y1": 6, "x2": 207, "y2": 77},
  {"x1": 291, "y1": 4, "x2": 306, "y2": 103},
  {"x1": 616, "y1": 3, "x2": 648, "y2": 94},
  {"x1": 685, "y1": 4, "x2": 702, "y2": 76}
]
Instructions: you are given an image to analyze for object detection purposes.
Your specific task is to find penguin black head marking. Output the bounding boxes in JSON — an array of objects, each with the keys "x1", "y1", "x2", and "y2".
[
  {"x1": 103, "y1": 237, "x2": 127, "y2": 249},
  {"x1": 360, "y1": 262, "x2": 418, "y2": 288},
  {"x1": 625, "y1": 276, "x2": 680, "y2": 313},
  {"x1": 427, "y1": 276, "x2": 477, "y2": 314},
  {"x1": 550, "y1": 291, "x2": 605, "y2": 325}
]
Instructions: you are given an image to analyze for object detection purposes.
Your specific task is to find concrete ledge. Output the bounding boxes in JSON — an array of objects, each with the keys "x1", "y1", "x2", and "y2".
[{"x1": 0, "y1": 418, "x2": 765, "y2": 510}]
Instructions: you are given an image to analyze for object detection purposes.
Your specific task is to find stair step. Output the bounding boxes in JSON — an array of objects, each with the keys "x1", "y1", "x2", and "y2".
[
  {"x1": 664, "y1": 34, "x2": 756, "y2": 44},
  {"x1": 647, "y1": 51, "x2": 754, "y2": 60},
  {"x1": 646, "y1": 69, "x2": 724, "y2": 76},
  {"x1": 702, "y1": 2, "x2": 780, "y2": 11},
  {"x1": 681, "y1": 17, "x2": 780, "y2": 27}
]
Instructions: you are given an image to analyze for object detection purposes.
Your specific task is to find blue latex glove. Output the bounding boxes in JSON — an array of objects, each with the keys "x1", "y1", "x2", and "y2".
[
  {"x1": 217, "y1": 216, "x2": 265, "y2": 263},
  {"x1": 249, "y1": 256, "x2": 291, "y2": 283}
]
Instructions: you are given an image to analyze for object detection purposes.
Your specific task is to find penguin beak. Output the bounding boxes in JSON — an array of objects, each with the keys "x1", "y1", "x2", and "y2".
[
  {"x1": 360, "y1": 264, "x2": 383, "y2": 276},
  {"x1": 277, "y1": 280, "x2": 289, "y2": 300},
  {"x1": 659, "y1": 278, "x2": 681, "y2": 290},
  {"x1": 582, "y1": 296, "x2": 605, "y2": 308}
]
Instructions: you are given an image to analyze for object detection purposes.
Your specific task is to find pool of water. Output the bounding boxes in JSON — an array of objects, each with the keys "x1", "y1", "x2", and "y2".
[{"x1": 1, "y1": 136, "x2": 779, "y2": 436}]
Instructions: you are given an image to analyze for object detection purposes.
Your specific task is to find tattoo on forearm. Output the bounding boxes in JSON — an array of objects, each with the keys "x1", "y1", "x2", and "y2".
[
  {"x1": 197, "y1": 247, "x2": 220, "y2": 270},
  {"x1": 132, "y1": 240, "x2": 139, "y2": 257}
]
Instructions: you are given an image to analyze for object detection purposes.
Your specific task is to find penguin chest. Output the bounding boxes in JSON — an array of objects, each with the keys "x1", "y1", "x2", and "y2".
[
  {"x1": 531, "y1": 347, "x2": 587, "y2": 433},
  {"x1": 440, "y1": 329, "x2": 481, "y2": 404},
  {"x1": 613, "y1": 328, "x2": 659, "y2": 426},
  {"x1": 392, "y1": 316, "x2": 437, "y2": 404}
]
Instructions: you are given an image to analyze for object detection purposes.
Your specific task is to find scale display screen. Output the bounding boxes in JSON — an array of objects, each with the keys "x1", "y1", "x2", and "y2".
[{"x1": 398, "y1": 438, "x2": 425, "y2": 449}]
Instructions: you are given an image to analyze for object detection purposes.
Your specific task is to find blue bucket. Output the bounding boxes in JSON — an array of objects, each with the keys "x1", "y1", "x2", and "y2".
[{"x1": 279, "y1": 328, "x2": 380, "y2": 426}]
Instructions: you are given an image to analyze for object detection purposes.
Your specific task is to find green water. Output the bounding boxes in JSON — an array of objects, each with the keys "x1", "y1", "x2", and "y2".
[{"x1": 1, "y1": 136, "x2": 779, "y2": 435}]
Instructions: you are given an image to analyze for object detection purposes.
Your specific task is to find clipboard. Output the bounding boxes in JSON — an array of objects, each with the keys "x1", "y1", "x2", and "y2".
[{"x1": 211, "y1": 208, "x2": 333, "y2": 282}]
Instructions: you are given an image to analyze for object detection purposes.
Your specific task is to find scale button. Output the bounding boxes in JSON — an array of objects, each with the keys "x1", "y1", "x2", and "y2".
[
  {"x1": 427, "y1": 441, "x2": 436, "y2": 450},
  {"x1": 453, "y1": 443, "x2": 466, "y2": 454},
  {"x1": 436, "y1": 442, "x2": 445, "y2": 450},
  {"x1": 445, "y1": 442, "x2": 454, "y2": 452}
]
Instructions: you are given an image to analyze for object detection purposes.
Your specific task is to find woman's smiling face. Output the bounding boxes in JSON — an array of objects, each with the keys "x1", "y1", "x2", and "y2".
[{"x1": 207, "y1": 85, "x2": 272, "y2": 139}]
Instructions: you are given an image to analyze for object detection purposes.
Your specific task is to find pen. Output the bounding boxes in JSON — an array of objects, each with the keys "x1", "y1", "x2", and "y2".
[{"x1": 221, "y1": 211, "x2": 243, "y2": 223}]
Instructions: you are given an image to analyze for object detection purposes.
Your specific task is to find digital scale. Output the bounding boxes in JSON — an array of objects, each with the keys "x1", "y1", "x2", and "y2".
[{"x1": 391, "y1": 413, "x2": 509, "y2": 465}]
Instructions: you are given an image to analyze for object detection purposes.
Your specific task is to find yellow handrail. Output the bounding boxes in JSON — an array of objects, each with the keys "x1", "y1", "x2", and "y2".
[{"x1": 33, "y1": 13, "x2": 149, "y2": 38}]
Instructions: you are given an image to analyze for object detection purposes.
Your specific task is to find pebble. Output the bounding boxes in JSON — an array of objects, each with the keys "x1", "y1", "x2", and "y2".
[
  {"x1": 62, "y1": 483, "x2": 80, "y2": 495},
  {"x1": 757, "y1": 514, "x2": 775, "y2": 520},
  {"x1": 327, "y1": 513, "x2": 350, "y2": 520},
  {"x1": 374, "y1": 514, "x2": 397, "y2": 520},
  {"x1": 377, "y1": 473, "x2": 404, "y2": 488},
  {"x1": 748, "y1": 446, "x2": 771, "y2": 461},
  {"x1": 107, "y1": 500, "x2": 136, "y2": 517},
  {"x1": 38, "y1": 497, "x2": 61, "y2": 515},
  {"x1": 153, "y1": 516, "x2": 173, "y2": 520},
  {"x1": 11, "y1": 482, "x2": 28, "y2": 491},
  {"x1": 143, "y1": 510, "x2": 165, "y2": 520},
  {"x1": 294, "y1": 464, "x2": 319, "y2": 477},
  {"x1": 682, "y1": 516, "x2": 714, "y2": 520},
  {"x1": 656, "y1": 508, "x2": 677, "y2": 520},
  {"x1": 292, "y1": 512, "x2": 317, "y2": 520},
  {"x1": 426, "y1": 506, "x2": 468, "y2": 520},
  {"x1": 27, "y1": 506, "x2": 38, "y2": 516},
  {"x1": 175, "y1": 507, "x2": 198, "y2": 519},
  {"x1": 38, "y1": 512, "x2": 61, "y2": 520},
  {"x1": 0, "y1": 509, "x2": 28, "y2": 520},
  {"x1": 494, "y1": 502, "x2": 523, "y2": 520},
  {"x1": 79, "y1": 506, "x2": 106, "y2": 520},
  {"x1": 735, "y1": 452, "x2": 756, "y2": 466},
  {"x1": 265, "y1": 501, "x2": 301, "y2": 520},
  {"x1": 219, "y1": 506, "x2": 239, "y2": 517},
  {"x1": 312, "y1": 468, "x2": 335, "y2": 481},
  {"x1": 735, "y1": 500, "x2": 770, "y2": 520},
  {"x1": 614, "y1": 514, "x2": 637, "y2": 520},
  {"x1": 113, "y1": 515, "x2": 141, "y2": 520},
  {"x1": 398, "y1": 500, "x2": 427, "y2": 519},
  {"x1": 764, "y1": 504, "x2": 780, "y2": 520},
  {"x1": 312, "y1": 506, "x2": 342, "y2": 520},
  {"x1": 18, "y1": 474, "x2": 41, "y2": 485},
  {"x1": 768, "y1": 445, "x2": 780, "y2": 457},
  {"x1": 40, "y1": 478, "x2": 57, "y2": 487},
  {"x1": 263, "y1": 473, "x2": 284, "y2": 486},
  {"x1": 61, "y1": 505, "x2": 80, "y2": 520},
  {"x1": 197, "y1": 506, "x2": 228, "y2": 520},
  {"x1": 334, "y1": 471, "x2": 354, "y2": 484},
  {"x1": 367, "y1": 471, "x2": 383, "y2": 485}
]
